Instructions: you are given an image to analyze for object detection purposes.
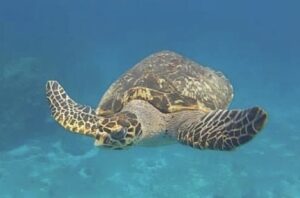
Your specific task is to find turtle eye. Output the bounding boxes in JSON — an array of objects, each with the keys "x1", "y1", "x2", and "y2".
[{"x1": 110, "y1": 128, "x2": 127, "y2": 140}]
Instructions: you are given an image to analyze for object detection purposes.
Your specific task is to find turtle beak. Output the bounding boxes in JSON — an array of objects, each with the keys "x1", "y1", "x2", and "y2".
[
  {"x1": 94, "y1": 133, "x2": 111, "y2": 146},
  {"x1": 94, "y1": 132, "x2": 127, "y2": 150}
]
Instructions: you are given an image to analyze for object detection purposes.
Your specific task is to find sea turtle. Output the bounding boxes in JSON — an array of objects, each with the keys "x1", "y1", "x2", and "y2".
[{"x1": 46, "y1": 51, "x2": 267, "y2": 150}]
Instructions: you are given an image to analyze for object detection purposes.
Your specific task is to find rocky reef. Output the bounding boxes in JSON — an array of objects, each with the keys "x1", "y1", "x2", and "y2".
[{"x1": 0, "y1": 57, "x2": 49, "y2": 151}]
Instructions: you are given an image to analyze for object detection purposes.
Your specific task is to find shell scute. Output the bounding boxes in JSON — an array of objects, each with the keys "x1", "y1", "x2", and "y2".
[{"x1": 97, "y1": 51, "x2": 233, "y2": 115}]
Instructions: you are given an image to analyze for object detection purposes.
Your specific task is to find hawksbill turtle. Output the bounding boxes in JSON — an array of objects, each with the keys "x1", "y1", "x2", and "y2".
[{"x1": 46, "y1": 51, "x2": 267, "y2": 150}]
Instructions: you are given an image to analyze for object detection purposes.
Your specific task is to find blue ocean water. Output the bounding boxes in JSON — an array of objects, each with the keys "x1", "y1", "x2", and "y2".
[{"x1": 0, "y1": 0, "x2": 299, "y2": 197}]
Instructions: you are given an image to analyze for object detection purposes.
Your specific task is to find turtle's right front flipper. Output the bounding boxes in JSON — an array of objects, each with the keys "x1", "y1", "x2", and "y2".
[
  {"x1": 46, "y1": 81, "x2": 141, "y2": 149},
  {"x1": 177, "y1": 107, "x2": 267, "y2": 151},
  {"x1": 46, "y1": 81, "x2": 99, "y2": 137}
]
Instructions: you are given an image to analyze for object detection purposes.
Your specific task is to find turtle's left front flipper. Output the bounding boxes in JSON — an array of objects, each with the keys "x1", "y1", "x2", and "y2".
[{"x1": 177, "y1": 107, "x2": 267, "y2": 151}]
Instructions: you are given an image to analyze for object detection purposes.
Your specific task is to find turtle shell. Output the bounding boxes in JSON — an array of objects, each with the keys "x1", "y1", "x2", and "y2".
[{"x1": 97, "y1": 51, "x2": 233, "y2": 116}]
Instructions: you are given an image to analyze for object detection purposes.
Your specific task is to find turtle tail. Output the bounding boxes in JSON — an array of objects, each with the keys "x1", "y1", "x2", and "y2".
[
  {"x1": 177, "y1": 107, "x2": 267, "y2": 151},
  {"x1": 46, "y1": 81, "x2": 99, "y2": 137}
]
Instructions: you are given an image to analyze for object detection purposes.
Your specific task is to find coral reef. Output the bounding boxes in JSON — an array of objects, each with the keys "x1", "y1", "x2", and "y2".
[{"x1": 1, "y1": 140, "x2": 299, "y2": 198}]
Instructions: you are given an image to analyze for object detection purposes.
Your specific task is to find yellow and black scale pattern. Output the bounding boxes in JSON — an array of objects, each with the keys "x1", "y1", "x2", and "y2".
[
  {"x1": 46, "y1": 81, "x2": 99, "y2": 136},
  {"x1": 177, "y1": 107, "x2": 267, "y2": 151},
  {"x1": 95, "y1": 111, "x2": 142, "y2": 148},
  {"x1": 46, "y1": 81, "x2": 142, "y2": 148}
]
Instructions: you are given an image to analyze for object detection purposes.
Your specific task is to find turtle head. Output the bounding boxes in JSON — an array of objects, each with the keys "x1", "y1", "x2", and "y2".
[{"x1": 95, "y1": 111, "x2": 142, "y2": 149}]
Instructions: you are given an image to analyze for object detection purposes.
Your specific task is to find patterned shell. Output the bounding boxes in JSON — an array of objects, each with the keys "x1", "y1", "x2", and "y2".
[{"x1": 97, "y1": 51, "x2": 233, "y2": 116}]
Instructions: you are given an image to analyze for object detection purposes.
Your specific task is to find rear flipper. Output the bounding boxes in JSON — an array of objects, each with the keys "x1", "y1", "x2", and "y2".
[{"x1": 177, "y1": 107, "x2": 267, "y2": 151}]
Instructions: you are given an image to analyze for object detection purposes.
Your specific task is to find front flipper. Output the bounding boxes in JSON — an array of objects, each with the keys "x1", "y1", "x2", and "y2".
[
  {"x1": 46, "y1": 81, "x2": 99, "y2": 137},
  {"x1": 177, "y1": 107, "x2": 267, "y2": 151}
]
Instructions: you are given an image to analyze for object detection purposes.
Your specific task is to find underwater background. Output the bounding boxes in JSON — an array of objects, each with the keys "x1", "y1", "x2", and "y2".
[{"x1": 0, "y1": 0, "x2": 299, "y2": 197}]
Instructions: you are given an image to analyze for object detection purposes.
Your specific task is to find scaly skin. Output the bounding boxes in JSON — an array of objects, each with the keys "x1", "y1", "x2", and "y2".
[{"x1": 46, "y1": 81, "x2": 142, "y2": 149}]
